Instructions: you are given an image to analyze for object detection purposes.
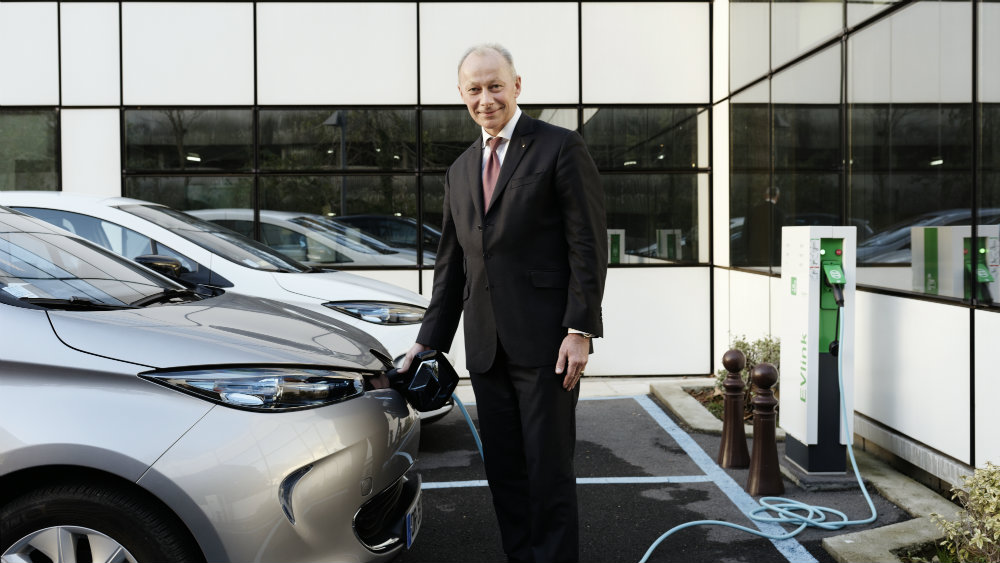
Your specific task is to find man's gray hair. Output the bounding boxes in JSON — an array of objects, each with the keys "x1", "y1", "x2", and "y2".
[{"x1": 458, "y1": 43, "x2": 517, "y2": 78}]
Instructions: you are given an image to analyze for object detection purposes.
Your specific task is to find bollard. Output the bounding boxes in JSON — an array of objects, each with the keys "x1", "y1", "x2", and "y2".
[
  {"x1": 746, "y1": 362, "x2": 784, "y2": 496},
  {"x1": 717, "y1": 349, "x2": 750, "y2": 468}
]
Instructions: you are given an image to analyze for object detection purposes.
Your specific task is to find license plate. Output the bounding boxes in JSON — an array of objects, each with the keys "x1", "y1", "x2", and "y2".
[{"x1": 405, "y1": 491, "x2": 422, "y2": 549}]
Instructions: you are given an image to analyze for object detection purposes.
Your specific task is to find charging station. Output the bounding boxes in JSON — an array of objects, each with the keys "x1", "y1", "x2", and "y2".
[
  {"x1": 911, "y1": 225, "x2": 1000, "y2": 301},
  {"x1": 779, "y1": 226, "x2": 856, "y2": 474}
]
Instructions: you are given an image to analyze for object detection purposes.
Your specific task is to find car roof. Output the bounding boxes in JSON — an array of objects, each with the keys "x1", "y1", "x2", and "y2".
[{"x1": 0, "y1": 190, "x2": 164, "y2": 210}]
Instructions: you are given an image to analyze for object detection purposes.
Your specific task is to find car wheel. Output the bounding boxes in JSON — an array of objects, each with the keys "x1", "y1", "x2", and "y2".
[{"x1": 0, "y1": 482, "x2": 203, "y2": 563}]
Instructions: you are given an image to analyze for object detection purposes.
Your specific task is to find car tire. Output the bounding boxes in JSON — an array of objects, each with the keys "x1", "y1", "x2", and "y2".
[{"x1": 0, "y1": 482, "x2": 203, "y2": 563}]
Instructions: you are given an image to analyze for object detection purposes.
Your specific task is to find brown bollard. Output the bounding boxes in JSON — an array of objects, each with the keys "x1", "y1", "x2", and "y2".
[
  {"x1": 718, "y1": 349, "x2": 750, "y2": 468},
  {"x1": 746, "y1": 362, "x2": 784, "y2": 496}
]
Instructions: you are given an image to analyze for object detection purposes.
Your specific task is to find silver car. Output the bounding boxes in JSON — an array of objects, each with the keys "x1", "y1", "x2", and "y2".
[{"x1": 0, "y1": 206, "x2": 422, "y2": 562}]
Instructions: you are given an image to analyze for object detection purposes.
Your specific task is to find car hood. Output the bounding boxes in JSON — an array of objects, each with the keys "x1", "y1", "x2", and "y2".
[
  {"x1": 46, "y1": 292, "x2": 388, "y2": 370},
  {"x1": 273, "y1": 270, "x2": 430, "y2": 307}
]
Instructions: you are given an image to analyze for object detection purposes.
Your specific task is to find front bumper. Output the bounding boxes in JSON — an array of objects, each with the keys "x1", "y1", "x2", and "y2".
[{"x1": 138, "y1": 388, "x2": 420, "y2": 563}]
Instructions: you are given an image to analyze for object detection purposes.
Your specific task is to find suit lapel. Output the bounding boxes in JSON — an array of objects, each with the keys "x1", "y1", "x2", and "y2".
[
  {"x1": 457, "y1": 139, "x2": 485, "y2": 219},
  {"x1": 486, "y1": 115, "x2": 536, "y2": 215}
]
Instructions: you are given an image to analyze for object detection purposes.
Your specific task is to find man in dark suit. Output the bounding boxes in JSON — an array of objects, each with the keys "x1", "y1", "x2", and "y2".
[{"x1": 399, "y1": 44, "x2": 607, "y2": 563}]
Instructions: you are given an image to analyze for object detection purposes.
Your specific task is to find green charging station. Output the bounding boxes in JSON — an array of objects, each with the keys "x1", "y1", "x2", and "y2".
[
  {"x1": 780, "y1": 226, "x2": 856, "y2": 474},
  {"x1": 912, "y1": 225, "x2": 1000, "y2": 301}
]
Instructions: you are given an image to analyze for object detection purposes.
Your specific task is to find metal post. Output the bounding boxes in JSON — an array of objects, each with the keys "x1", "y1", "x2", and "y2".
[
  {"x1": 718, "y1": 349, "x2": 750, "y2": 468},
  {"x1": 747, "y1": 362, "x2": 784, "y2": 496}
]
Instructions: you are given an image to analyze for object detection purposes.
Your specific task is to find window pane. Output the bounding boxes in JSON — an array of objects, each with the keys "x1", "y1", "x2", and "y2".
[
  {"x1": 420, "y1": 107, "x2": 577, "y2": 170},
  {"x1": 605, "y1": 174, "x2": 701, "y2": 264},
  {"x1": 259, "y1": 109, "x2": 417, "y2": 171},
  {"x1": 124, "y1": 109, "x2": 253, "y2": 172},
  {"x1": 421, "y1": 109, "x2": 479, "y2": 170},
  {"x1": 582, "y1": 107, "x2": 706, "y2": 170},
  {"x1": 770, "y1": 46, "x2": 843, "y2": 268},
  {"x1": 259, "y1": 175, "x2": 424, "y2": 266},
  {"x1": 0, "y1": 109, "x2": 58, "y2": 190},
  {"x1": 730, "y1": 81, "x2": 771, "y2": 268},
  {"x1": 124, "y1": 176, "x2": 253, "y2": 211}
]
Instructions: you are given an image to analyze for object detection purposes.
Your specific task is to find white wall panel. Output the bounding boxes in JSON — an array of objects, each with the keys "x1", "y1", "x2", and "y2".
[
  {"x1": 713, "y1": 269, "x2": 731, "y2": 369},
  {"x1": 587, "y1": 267, "x2": 711, "y2": 375},
  {"x1": 974, "y1": 310, "x2": 1000, "y2": 466},
  {"x1": 60, "y1": 109, "x2": 121, "y2": 196},
  {"x1": 257, "y1": 3, "x2": 416, "y2": 105},
  {"x1": 61, "y1": 3, "x2": 120, "y2": 106},
  {"x1": 726, "y1": 270, "x2": 774, "y2": 345},
  {"x1": 891, "y1": 2, "x2": 971, "y2": 104},
  {"x1": 0, "y1": 2, "x2": 59, "y2": 105},
  {"x1": 981, "y1": 3, "x2": 1000, "y2": 103},
  {"x1": 729, "y1": 2, "x2": 769, "y2": 92},
  {"x1": 582, "y1": 3, "x2": 709, "y2": 104},
  {"x1": 122, "y1": 3, "x2": 253, "y2": 105},
  {"x1": 713, "y1": 0, "x2": 729, "y2": 103},
  {"x1": 770, "y1": 3, "x2": 842, "y2": 70},
  {"x1": 419, "y1": 3, "x2": 578, "y2": 105},
  {"x1": 855, "y1": 292, "x2": 971, "y2": 463},
  {"x1": 850, "y1": 2, "x2": 972, "y2": 104}
]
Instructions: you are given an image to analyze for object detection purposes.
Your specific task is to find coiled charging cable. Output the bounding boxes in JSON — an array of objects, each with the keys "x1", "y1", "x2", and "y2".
[{"x1": 639, "y1": 305, "x2": 876, "y2": 562}]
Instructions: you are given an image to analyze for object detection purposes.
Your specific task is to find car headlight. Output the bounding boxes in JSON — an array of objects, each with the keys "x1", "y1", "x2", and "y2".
[
  {"x1": 324, "y1": 301, "x2": 425, "y2": 325},
  {"x1": 140, "y1": 367, "x2": 365, "y2": 411}
]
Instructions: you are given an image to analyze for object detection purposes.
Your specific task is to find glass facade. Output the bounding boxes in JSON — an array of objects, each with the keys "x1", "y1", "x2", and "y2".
[
  {"x1": 730, "y1": 0, "x2": 998, "y2": 306},
  {"x1": 122, "y1": 105, "x2": 709, "y2": 268},
  {"x1": 0, "y1": 110, "x2": 58, "y2": 191}
]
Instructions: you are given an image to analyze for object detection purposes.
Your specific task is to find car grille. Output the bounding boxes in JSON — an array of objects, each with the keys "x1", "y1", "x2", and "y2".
[{"x1": 353, "y1": 474, "x2": 419, "y2": 552}]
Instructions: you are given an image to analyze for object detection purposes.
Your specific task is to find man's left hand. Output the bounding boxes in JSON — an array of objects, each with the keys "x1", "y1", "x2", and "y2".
[{"x1": 555, "y1": 333, "x2": 589, "y2": 391}]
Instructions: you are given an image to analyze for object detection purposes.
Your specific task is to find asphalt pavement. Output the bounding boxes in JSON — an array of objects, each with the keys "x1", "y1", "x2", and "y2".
[{"x1": 394, "y1": 378, "x2": 931, "y2": 563}]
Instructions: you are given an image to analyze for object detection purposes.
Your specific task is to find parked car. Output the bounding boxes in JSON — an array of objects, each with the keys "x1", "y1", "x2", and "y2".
[
  {"x1": 188, "y1": 208, "x2": 432, "y2": 267},
  {"x1": 0, "y1": 191, "x2": 452, "y2": 421},
  {"x1": 333, "y1": 214, "x2": 442, "y2": 256},
  {"x1": 0, "y1": 205, "x2": 422, "y2": 562}
]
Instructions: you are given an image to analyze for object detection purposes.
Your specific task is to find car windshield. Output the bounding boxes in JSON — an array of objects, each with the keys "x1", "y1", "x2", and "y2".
[
  {"x1": 0, "y1": 209, "x2": 180, "y2": 308},
  {"x1": 119, "y1": 205, "x2": 312, "y2": 273},
  {"x1": 291, "y1": 216, "x2": 398, "y2": 255}
]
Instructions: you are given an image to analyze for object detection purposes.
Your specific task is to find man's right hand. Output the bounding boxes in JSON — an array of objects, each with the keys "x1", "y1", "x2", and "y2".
[{"x1": 397, "y1": 342, "x2": 430, "y2": 374}]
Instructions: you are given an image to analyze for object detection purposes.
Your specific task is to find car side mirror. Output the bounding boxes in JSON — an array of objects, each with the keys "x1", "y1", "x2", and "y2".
[{"x1": 135, "y1": 254, "x2": 184, "y2": 279}]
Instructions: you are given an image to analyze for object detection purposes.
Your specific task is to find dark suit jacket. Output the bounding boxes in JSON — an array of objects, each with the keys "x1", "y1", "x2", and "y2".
[{"x1": 417, "y1": 113, "x2": 608, "y2": 373}]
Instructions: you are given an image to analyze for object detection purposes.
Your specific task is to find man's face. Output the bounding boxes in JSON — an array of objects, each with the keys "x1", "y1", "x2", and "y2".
[{"x1": 457, "y1": 51, "x2": 521, "y2": 137}]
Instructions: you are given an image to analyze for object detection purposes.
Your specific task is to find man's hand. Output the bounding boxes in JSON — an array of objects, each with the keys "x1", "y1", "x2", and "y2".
[
  {"x1": 397, "y1": 342, "x2": 430, "y2": 374},
  {"x1": 555, "y1": 333, "x2": 589, "y2": 391}
]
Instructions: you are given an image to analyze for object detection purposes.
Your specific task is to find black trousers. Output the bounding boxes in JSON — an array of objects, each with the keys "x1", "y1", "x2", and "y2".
[{"x1": 470, "y1": 346, "x2": 580, "y2": 563}]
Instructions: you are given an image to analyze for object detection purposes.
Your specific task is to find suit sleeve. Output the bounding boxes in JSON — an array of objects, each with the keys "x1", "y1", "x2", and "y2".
[
  {"x1": 416, "y1": 170, "x2": 466, "y2": 352},
  {"x1": 555, "y1": 131, "x2": 608, "y2": 337}
]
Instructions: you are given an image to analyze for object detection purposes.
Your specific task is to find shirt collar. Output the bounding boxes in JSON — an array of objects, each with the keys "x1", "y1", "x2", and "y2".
[{"x1": 481, "y1": 107, "x2": 522, "y2": 146}]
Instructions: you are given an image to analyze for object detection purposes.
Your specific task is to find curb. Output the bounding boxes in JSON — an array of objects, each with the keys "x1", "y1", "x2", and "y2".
[{"x1": 648, "y1": 379, "x2": 956, "y2": 563}]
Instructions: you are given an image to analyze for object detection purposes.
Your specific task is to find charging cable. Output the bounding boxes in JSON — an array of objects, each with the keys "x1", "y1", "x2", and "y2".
[
  {"x1": 452, "y1": 393, "x2": 484, "y2": 460},
  {"x1": 638, "y1": 305, "x2": 876, "y2": 562}
]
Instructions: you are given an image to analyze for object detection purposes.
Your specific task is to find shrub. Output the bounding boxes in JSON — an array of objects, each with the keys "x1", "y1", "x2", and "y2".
[
  {"x1": 714, "y1": 334, "x2": 781, "y2": 419},
  {"x1": 930, "y1": 462, "x2": 1000, "y2": 563}
]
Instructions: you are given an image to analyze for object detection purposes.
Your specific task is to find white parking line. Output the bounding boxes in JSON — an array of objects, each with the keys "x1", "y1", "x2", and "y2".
[
  {"x1": 421, "y1": 475, "x2": 713, "y2": 489},
  {"x1": 633, "y1": 394, "x2": 817, "y2": 563}
]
